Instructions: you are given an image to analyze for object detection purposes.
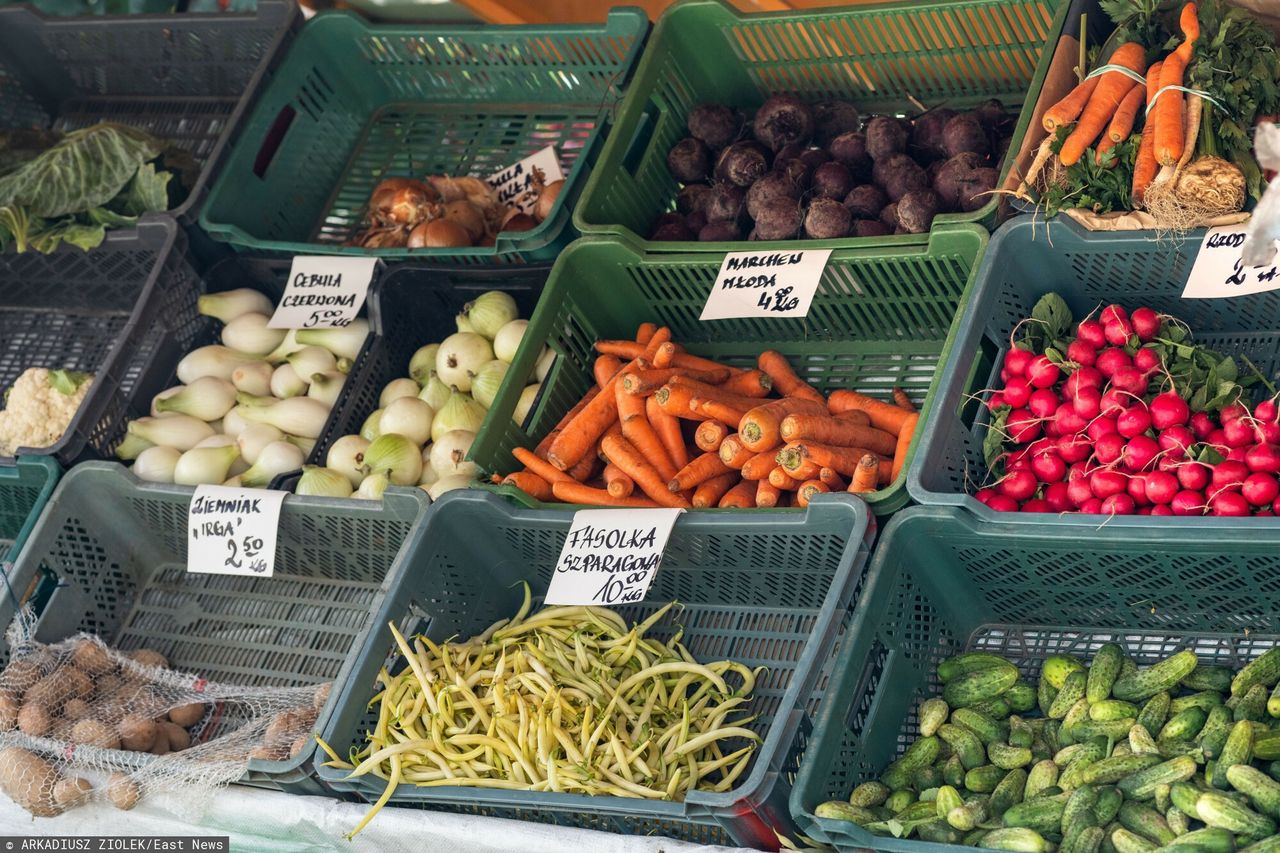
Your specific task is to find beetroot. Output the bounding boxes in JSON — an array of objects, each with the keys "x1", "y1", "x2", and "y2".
[
  {"x1": 872, "y1": 153, "x2": 928, "y2": 202},
  {"x1": 752, "y1": 94, "x2": 815, "y2": 151},
  {"x1": 799, "y1": 147, "x2": 831, "y2": 171},
  {"x1": 942, "y1": 113, "x2": 990, "y2": 158},
  {"x1": 752, "y1": 197, "x2": 803, "y2": 240},
  {"x1": 959, "y1": 167, "x2": 998, "y2": 213},
  {"x1": 896, "y1": 189, "x2": 940, "y2": 234},
  {"x1": 667, "y1": 137, "x2": 711, "y2": 184},
  {"x1": 714, "y1": 141, "x2": 770, "y2": 187},
  {"x1": 676, "y1": 183, "x2": 712, "y2": 215},
  {"x1": 844, "y1": 184, "x2": 888, "y2": 220},
  {"x1": 705, "y1": 184, "x2": 747, "y2": 224},
  {"x1": 698, "y1": 220, "x2": 742, "y2": 241},
  {"x1": 811, "y1": 161, "x2": 854, "y2": 200},
  {"x1": 688, "y1": 103, "x2": 742, "y2": 150},
  {"x1": 828, "y1": 132, "x2": 872, "y2": 180},
  {"x1": 879, "y1": 202, "x2": 900, "y2": 230},
  {"x1": 932, "y1": 152, "x2": 984, "y2": 209},
  {"x1": 852, "y1": 219, "x2": 891, "y2": 237},
  {"x1": 973, "y1": 98, "x2": 1008, "y2": 131},
  {"x1": 910, "y1": 107, "x2": 958, "y2": 162},
  {"x1": 864, "y1": 115, "x2": 908, "y2": 161},
  {"x1": 746, "y1": 171, "x2": 801, "y2": 221},
  {"x1": 812, "y1": 99, "x2": 861, "y2": 146},
  {"x1": 685, "y1": 209, "x2": 707, "y2": 233},
  {"x1": 650, "y1": 219, "x2": 695, "y2": 241},
  {"x1": 803, "y1": 198, "x2": 851, "y2": 239}
]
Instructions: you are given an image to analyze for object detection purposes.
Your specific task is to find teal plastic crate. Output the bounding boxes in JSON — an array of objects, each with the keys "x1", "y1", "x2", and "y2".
[
  {"x1": 199, "y1": 9, "x2": 649, "y2": 263},
  {"x1": 573, "y1": 0, "x2": 1068, "y2": 253},
  {"x1": 315, "y1": 488, "x2": 873, "y2": 849},
  {"x1": 472, "y1": 227, "x2": 986, "y2": 516},
  {"x1": 791, "y1": 505, "x2": 1280, "y2": 852},
  {"x1": 0, "y1": 456, "x2": 60, "y2": 607},
  {"x1": 906, "y1": 214, "x2": 1280, "y2": 522},
  {"x1": 2, "y1": 461, "x2": 428, "y2": 794}
]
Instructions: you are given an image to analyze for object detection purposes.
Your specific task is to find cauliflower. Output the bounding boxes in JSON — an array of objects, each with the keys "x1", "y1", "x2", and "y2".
[{"x1": 0, "y1": 368, "x2": 93, "y2": 455}]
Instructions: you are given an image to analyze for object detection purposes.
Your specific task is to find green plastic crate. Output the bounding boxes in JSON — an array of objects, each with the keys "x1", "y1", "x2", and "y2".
[
  {"x1": 472, "y1": 226, "x2": 987, "y2": 516},
  {"x1": 790, "y1": 505, "x2": 1280, "y2": 852},
  {"x1": 573, "y1": 0, "x2": 1068, "y2": 253},
  {"x1": 907, "y1": 214, "x2": 1280, "y2": 522},
  {"x1": 0, "y1": 456, "x2": 60, "y2": 606},
  {"x1": 315, "y1": 488, "x2": 873, "y2": 848},
  {"x1": 2, "y1": 462, "x2": 428, "y2": 794},
  {"x1": 198, "y1": 8, "x2": 649, "y2": 263}
]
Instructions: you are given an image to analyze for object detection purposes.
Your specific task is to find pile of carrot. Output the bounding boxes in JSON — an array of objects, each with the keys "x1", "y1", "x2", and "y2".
[
  {"x1": 496, "y1": 323, "x2": 919, "y2": 509},
  {"x1": 1040, "y1": 2, "x2": 1200, "y2": 205}
]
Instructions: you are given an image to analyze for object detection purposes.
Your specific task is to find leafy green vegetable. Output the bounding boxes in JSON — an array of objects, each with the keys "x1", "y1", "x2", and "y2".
[
  {"x1": 1039, "y1": 127, "x2": 1141, "y2": 218},
  {"x1": 1099, "y1": 0, "x2": 1177, "y2": 53},
  {"x1": 984, "y1": 406, "x2": 1012, "y2": 471},
  {"x1": 48, "y1": 370, "x2": 92, "y2": 396},
  {"x1": 1032, "y1": 293, "x2": 1073, "y2": 342}
]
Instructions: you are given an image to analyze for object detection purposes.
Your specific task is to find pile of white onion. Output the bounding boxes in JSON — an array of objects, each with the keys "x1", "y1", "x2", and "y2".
[
  {"x1": 301, "y1": 290, "x2": 551, "y2": 501},
  {"x1": 117, "y1": 289, "x2": 366, "y2": 489}
]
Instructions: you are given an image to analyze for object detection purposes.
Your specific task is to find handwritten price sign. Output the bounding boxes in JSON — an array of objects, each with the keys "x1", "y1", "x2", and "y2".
[
  {"x1": 187, "y1": 485, "x2": 286, "y2": 578},
  {"x1": 1182, "y1": 226, "x2": 1280, "y2": 299},
  {"x1": 269, "y1": 256, "x2": 377, "y2": 330},
  {"x1": 543, "y1": 508, "x2": 684, "y2": 606},
  {"x1": 700, "y1": 249, "x2": 831, "y2": 321}
]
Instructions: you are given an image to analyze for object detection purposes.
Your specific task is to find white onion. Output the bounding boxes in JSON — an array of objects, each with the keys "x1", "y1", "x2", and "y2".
[
  {"x1": 380, "y1": 378, "x2": 420, "y2": 407},
  {"x1": 493, "y1": 319, "x2": 528, "y2": 364},
  {"x1": 221, "y1": 312, "x2": 286, "y2": 357},
  {"x1": 237, "y1": 394, "x2": 329, "y2": 438},
  {"x1": 270, "y1": 363, "x2": 307, "y2": 399},
  {"x1": 127, "y1": 415, "x2": 215, "y2": 451},
  {"x1": 197, "y1": 288, "x2": 272, "y2": 324},
  {"x1": 174, "y1": 444, "x2": 241, "y2": 486},
  {"x1": 361, "y1": 433, "x2": 422, "y2": 486},
  {"x1": 419, "y1": 374, "x2": 451, "y2": 411},
  {"x1": 296, "y1": 466, "x2": 353, "y2": 498},
  {"x1": 286, "y1": 346, "x2": 338, "y2": 383},
  {"x1": 237, "y1": 423, "x2": 285, "y2": 466},
  {"x1": 432, "y1": 388, "x2": 487, "y2": 443},
  {"x1": 221, "y1": 406, "x2": 251, "y2": 440},
  {"x1": 360, "y1": 408, "x2": 383, "y2": 441},
  {"x1": 428, "y1": 473, "x2": 473, "y2": 500},
  {"x1": 241, "y1": 440, "x2": 305, "y2": 488},
  {"x1": 308, "y1": 371, "x2": 346, "y2": 407},
  {"x1": 176, "y1": 346, "x2": 261, "y2": 384},
  {"x1": 133, "y1": 446, "x2": 180, "y2": 483},
  {"x1": 231, "y1": 361, "x2": 274, "y2": 397},
  {"x1": 514, "y1": 383, "x2": 540, "y2": 427},
  {"x1": 380, "y1": 397, "x2": 434, "y2": 447},
  {"x1": 471, "y1": 360, "x2": 509, "y2": 410},
  {"x1": 429, "y1": 430, "x2": 478, "y2": 478},
  {"x1": 153, "y1": 376, "x2": 237, "y2": 422},
  {"x1": 327, "y1": 434, "x2": 370, "y2": 488},
  {"x1": 114, "y1": 432, "x2": 154, "y2": 461},
  {"x1": 535, "y1": 347, "x2": 556, "y2": 383},
  {"x1": 462, "y1": 291, "x2": 518, "y2": 340},
  {"x1": 409, "y1": 345, "x2": 440, "y2": 385},
  {"x1": 436, "y1": 332, "x2": 493, "y2": 392},
  {"x1": 355, "y1": 471, "x2": 390, "y2": 501},
  {"x1": 295, "y1": 320, "x2": 370, "y2": 361}
]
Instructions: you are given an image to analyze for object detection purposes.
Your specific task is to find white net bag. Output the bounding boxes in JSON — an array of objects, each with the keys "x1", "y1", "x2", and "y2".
[{"x1": 0, "y1": 611, "x2": 327, "y2": 816}]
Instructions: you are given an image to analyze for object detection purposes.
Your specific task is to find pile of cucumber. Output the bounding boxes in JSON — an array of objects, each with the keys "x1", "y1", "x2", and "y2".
[{"x1": 816, "y1": 645, "x2": 1280, "y2": 853}]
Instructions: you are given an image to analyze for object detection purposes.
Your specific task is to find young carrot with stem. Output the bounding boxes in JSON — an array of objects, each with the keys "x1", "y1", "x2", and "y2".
[
  {"x1": 552, "y1": 481, "x2": 660, "y2": 507},
  {"x1": 670, "y1": 452, "x2": 733, "y2": 492},
  {"x1": 1132, "y1": 60, "x2": 1163, "y2": 206},
  {"x1": 646, "y1": 395, "x2": 688, "y2": 471},
  {"x1": 692, "y1": 471, "x2": 739, "y2": 508},
  {"x1": 849, "y1": 454, "x2": 879, "y2": 494},
  {"x1": 1154, "y1": 51, "x2": 1188, "y2": 166},
  {"x1": 718, "y1": 479, "x2": 756, "y2": 508},
  {"x1": 1107, "y1": 81, "x2": 1145, "y2": 143},
  {"x1": 1043, "y1": 76, "x2": 1100, "y2": 133},
  {"x1": 758, "y1": 350, "x2": 823, "y2": 403},
  {"x1": 1058, "y1": 42, "x2": 1147, "y2": 166},
  {"x1": 601, "y1": 432, "x2": 690, "y2": 509}
]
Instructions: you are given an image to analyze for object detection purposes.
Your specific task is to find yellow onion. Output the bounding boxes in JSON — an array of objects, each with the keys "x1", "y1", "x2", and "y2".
[
  {"x1": 408, "y1": 345, "x2": 440, "y2": 385},
  {"x1": 296, "y1": 466, "x2": 354, "y2": 498},
  {"x1": 470, "y1": 360, "x2": 509, "y2": 410},
  {"x1": 461, "y1": 291, "x2": 518, "y2": 341},
  {"x1": 432, "y1": 387, "x2": 486, "y2": 443},
  {"x1": 361, "y1": 433, "x2": 422, "y2": 486}
]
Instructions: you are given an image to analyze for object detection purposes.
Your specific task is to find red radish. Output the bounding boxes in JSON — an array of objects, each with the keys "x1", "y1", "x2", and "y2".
[
  {"x1": 1246, "y1": 443, "x2": 1280, "y2": 474},
  {"x1": 1157, "y1": 455, "x2": 1182, "y2": 473},
  {"x1": 986, "y1": 493, "x2": 1020, "y2": 512},
  {"x1": 999, "y1": 469, "x2": 1037, "y2": 501},
  {"x1": 1150, "y1": 504, "x2": 1174, "y2": 516},
  {"x1": 1227, "y1": 446, "x2": 1250, "y2": 464},
  {"x1": 1095, "y1": 348, "x2": 1131, "y2": 378},
  {"x1": 1094, "y1": 432, "x2": 1124, "y2": 465},
  {"x1": 1026, "y1": 355, "x2": 1061, "y2": 389},
  {"x1": 1127, "y1": 474, "x2": 1150, "y2": 506},
  {"x1": 1243, "y1": 472, "x2": 1279, "y2": 506},
  {"x1": 1130, "y1": 307, "x2": 1160, "y2": 342},
  {"x1": 1044, "y1": 419, "x2": 1062, "y2": 439},
  {"x1": 1110, "y1": 367, "x2": 1149, "y2": 396},
  {"x1": 1064, "y1": 367, "x2": 1104, "y2": 395},
  {"x1": 1031, "y1": 450, "x2": 1066, "y2": 483},
  {"x1": 1007, "y1": 409, "x2": 1042, "y2": 443},
  {"x1": 1256, "y1": 399, "x2": 1277, "y2": 423},
  {"x1": 987, "y1": 392, "x2": 1007, "y2": 411},
  {"x1": 1211, "y1": 490, "x2": 1250, "y2": 517},
  {"x1": 1000, "y1": 367, "x2": 1011, "y2": 383},
  {"x1": 1223, "y1": 417, "x2": 1255, "y2": 448},
  {"x1": 1007, "y1": 451, "x2": 1030, "y2": 471},
  {"x1": 1150, "y1": 391, "x2": 1190, "y2": 429},
  {"x1": 1256, "y1": 509, "x2": 1275, "y2": 516},
  {"x1": 1104, "y1": 323, "x2": 1131, "y2": 347},
  {"x1": 1221, "y1": 402, "x2": 1248, "y2": 423},
  {"x1": 1121, "y1": 435, "x2": 1159, "y2": 471},
  {"x1": 1100, "y1": 304, "x2": 1130, "y2": 328},
  {"x1": 1211, "y1": 460, "x2": 1249, "y2": 493},
  {"x1": 1067, "y1": 340, "x2": 1097, "y2": 367},
  {"x1": 1055, "y1": 404, "x2": 1088, "y2": 435},
  {"x1": 1076, "y1": 320, "x2": 1106, "y2": 349},
  {"x1": 1100, "y1": 388, "x2": 1128, "y2": 417},
  {"x1": 1087, "y1": 417, "x2": 1119, "y2": 442},
  {"x1": 1028, "y1": 389, "x2": 1059, "y2": 419},
  {"x1": 1170, "y1": 490, "x2": 1206, "y2": 515},
  {"x1": 1157, "y1": 425, "x2": 1194, "y2": 455},
  {"x1": 1021, "y1": 499, "x2": 1051, "y2": 513},
  {"x1": 1274, "y1": 495, "x2": 1280, "y2": 514},
  {"x1": 1136, "y1": 507, "x2": 1153, "y2": 515},
  {"x1": 1256, "y1": 421, "x2": 1280, "y2": 444},
  {"x1": 1089, "y1": 469, "x2": 1127, "y2": 499},
  {"x1": 1177, "y1": 462, "x2": 1210, "y2": 491},
  {"x1": 1133, "y1": 347, "x2": 1161, "y2": 374},
  {"x1": 1101, "y1": 493, "x2": 1136, "y2": 515},
  {"x1": 1003, "y1": 378, "x2": 1031, "y2": 408},
  {"x1": 975, "y1": 489, "x2": 996, "y2": 505},
  {"x1": 1079, "y1": 497, "x2": 1104, "y2": 514},
  {"x1": 1004, "y1": 347, "x2": 1034, "y2": 377},
  {"x1": 1057, "y1": 433, "x2": 1091, "y2": 463},
  {"x1": 1067, "y1": 477, "x2": 1094, "y2": 507},
  {"x1": 1044, "y1": 482, "x2": 1072, "y2": 512},
  {"x1": 1073, "y1": 387, "x2": 1102, "y2": 419},
  {"x1": 1117, "y1": 406, "x2": 1151, "y2": 438},
  {"x1": 1206, "y1": 428, "x2": 1229, "y2": 450},
  {"x1": 1144, "y1": 470, "x2": 1178, "y2": 504},
  {"x1": 1190, "y1": 412, "x2": 1215, "y2": 440}
]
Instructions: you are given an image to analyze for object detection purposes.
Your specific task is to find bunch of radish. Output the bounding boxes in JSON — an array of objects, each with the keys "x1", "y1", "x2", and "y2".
[{"x1": 977, "y1": 295, "x2": 1280, "y2": 517}]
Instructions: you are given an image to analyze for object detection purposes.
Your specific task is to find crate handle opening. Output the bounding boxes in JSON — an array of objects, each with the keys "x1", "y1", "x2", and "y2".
[
  {"x1": 620, "y1": 99, "x2": 661, "y2": 177},
  {"x1": 253, "y1": 105, "x2": 297, "y2": 179}
]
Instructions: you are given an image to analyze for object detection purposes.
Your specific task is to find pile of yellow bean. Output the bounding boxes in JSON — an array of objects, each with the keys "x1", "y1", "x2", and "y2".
[{"x1": 319, "y1": 586, "x2": 763, "y2": 837}]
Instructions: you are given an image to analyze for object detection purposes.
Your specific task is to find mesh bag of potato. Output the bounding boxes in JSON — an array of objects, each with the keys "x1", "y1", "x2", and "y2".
[{"x1": 0, "y1": 614, "x2": 328, "y2": 816}]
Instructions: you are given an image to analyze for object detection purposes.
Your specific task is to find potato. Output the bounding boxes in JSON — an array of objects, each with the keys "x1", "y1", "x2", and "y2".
[
  {"x1": 312, "y1": 682, "x2": 332, "y2": 711},
  {"x1": 0, "y1": 658, "x2": 44, "y2": 696},
  {"x1": 0, "y1": 692, "x2": 18, "y2": 731},
  {"x1": 106, "y1": 773, "x2": 140, "y2": 810},
  {"x1": 263, "y1": 708, "x2": 310, "y2": 745},
  {"x1": 167, "y1": 702, "x2": 205, "y2": 728},
  {"x1": 70, "y1": 718, "x2": 120, "y2": 750},
  {"x1": 17, "y1": 703, "x2": 52, "y2": 737},
  {"x1": 0, "y1": 747, "x2": 63, "y2": 816},
  {"x1": 70, "y1": 639, "x2": 114, "y2": 676},
  {"x1": 249, "y1": 744, "x2": 287, "y2": 761},
  {"x1": 161, "y1": 721, "x2": 190, "y2": 752},
  {"x1": 64, "y1": 698, "x2": 91, "y2": 722},
  {"x1": 26, "y1": 667, "x2": 90, "y2": 707},
  {"x1": 289, "y1": 735, "x2": 310, "y2": 759},
  {"x1": 127, "y1": 649, "x2": 168, "y2": 670},
  {"x1": 147, "y1": 727, "x2": 170, "y2": 757},
  {"x1": 117, "y1": 715, "x2": 157, "y2": 752},
  {"x1": 53, "y1": 777, "x2": 92, "y2": 809}
]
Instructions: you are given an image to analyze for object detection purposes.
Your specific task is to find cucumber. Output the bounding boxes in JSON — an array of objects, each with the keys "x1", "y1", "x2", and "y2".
[
  {"x1": 919, "y1": 787, "x2": 940, "y2": 802},
  {"x1": 1114, "y1": 742, "x2": 1133, "y2": 758},
  {"x1": 1112, "y1": 828, "x2": 1159, "y2": 853},
  {"x1": 1132, "y1": 724, "x2": 1162, "y2": 756},
  {"x1": 1171, "y1": 692, "x2": 1225, "y2": 716},
  {"x1": 1213, "y1": 721, "x2": 1255, "y2": 790},
  {"x1": 953, "y1": 707, "x2": 1009, "y2": 745},
  {"x1": 916, "y1": 818, "x2": 964, "y2": 844},
  {"x1": 986, "y1": 827, "x2": 1053, "y2": 852},
  {"x1": 919, "y1": 697, "x2": 949, "y2": 737},
  {"x1": 1161, "y1": 709, "x2": 1210, "y2": 742},
  {"x1": 990, "y1": 741, "x2": 1035, "y2": 770},
  {"x1": 1171, "y1": 782, "x2": 1206, "y2": 820},
  {"x1": 850, "y1": 780, "x2": 891, "y2": 807},
  {"x1": 938, "y1": 651, "x2": 1014, "y2": 683},
  {"x1": 1010, "y1": 715, "x2": 1035, "y2": 749},
  {"x1": 913, "y1": 764, "x2": 943, "y2": 792},
  {"x1": 1096, "y1": 786, "x2": 1125, "y2": 824},
  {"x1": 1004, "y1": 793, "x2": 1070, "y2": 834},
  {"x1": 1117, "y1": 756, "x2": 1199, "y2": 800},
  {"x1": 1100, "y1": 822, "x2": 1121, "y2": 853},
  {"x1": 1155, "y1": 784, "x2": 1172, "y2": 813},
  {"x1": 939, "y1": 723, "x2": 986, "y2": 770},
  {"x1": 1236, "y1": 685, "x2": 1268, "y2": 724},
  {"x1": 1063, "y1": 784, "x2": 1101, "y2": 837},
  {"x1": 1199, "y1": 706, "x2": 1234, "y2": 760},
  {"x1": 1241, "y1": 837, "x2": 1280, "y2": 853},
  {"x1": 948, "y1": 796, "x2": 991, "y2": 831},
  {"x1": 1119, "y1": 801, "x2": 1177, "y2": 845},
  {"x1": 1006, "y1": 681, "x2": 1038, "y2": 713},
  {"x1": 1232, "y1": 648, "x2": 1280, "y2": 698},
  {"x1": 1169, "y1": 827, "x2": 1237, "y2": 853},
  {"x1": 967, "y1": 764, "x2": 1008, "y2": 793},
  {"x1": 1167, "y1": 806, "x2": 1191, "y2": 836},
  {"x1": 1061, "y1": 697, "x2": 1092, "y2": 741},
  {"x1": 886, "y1": 788, "x2": 916, "y2": 813},
  {"x1": 1041, "y1": 676, "x2": 1060, "y2": 716},
  {"x1": 964, "y1": 829, "x2": 991, "y2": 847},
  {"x1": 943, "y1": 753, "x2": 966, "y2": 788},
  {"x1": 1027, "y1": 759, "x2": 1061, "y2": 799},
  {"x1": 1269, "y1": 681, "x2": 1280, "y2": 719},
  {"x1": 945, "y1": 662, "x2": 1021, "y2": 708},
  {"x1": 1254, "y1": 730, "x2": 1280, "y2": 762},
  {"x1": 1094, "y1": 700, "x2": 1143, "y2": 721},
  {"x1": 973, "y1": 696, "x2": 1015, "y2": 720},
  {"x1": 1184, "y1": 665, "x2": 1235, "y2": 694},
  {"x1": 936, "y1": 784, "x2": 964, "y2": 818},
  {"x1": 1113, "y1": 652, "x2": 1200, "y2": 703},
  {"x1": 1139, "y1": 693, "x2": 1173, "y2": 737},
  {"x1": 1052, "y1": 671, "x2": 1089, "y2": 719},
  {"x1": 1075, "y1": 718, "x2": 1141, "y2": 741},
  {"x1": 1156, "y1": 739, "x2": 1206, "y2": 761},
  {"x1": 815, "y1": 801, "x2": 876, "y2": 824},
  {"x1": 1226, "y1": 764, "x2": 1280, "y2": 821},
  {"x1": 1088, "y1": 644, "x2": 1125, "y2": 703},
  {"x1": 1074, "y1": 825, "x2": 1106, "y2": 853},
  {"x1": 1045, "y1": 655, "x2": 1089, "y2": 690},
  {"x1": 1270, "y1": 760, "x2": 1280, "y2": 783},
  {"x1": 1082, "y1": 754, "x2": 1163, "y2": 786},
  {"x1": 1038, "y1": 785, "x2": 1066, "y2": 798},
  {"x1": 993, "y1": 768, "x2": 1029, "y2": 817},
  {"x1": 1196, "y1": 790, "x2": 1277, "y2": 839}
]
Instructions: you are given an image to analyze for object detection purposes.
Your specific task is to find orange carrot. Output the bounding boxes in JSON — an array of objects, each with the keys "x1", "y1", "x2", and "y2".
[
  {"x1": 569, "y1": 452, "x2": 599, "y2": 483},
  {"x1": 780, "y1": 442, "x2": 884, "y2": 478},
  {"x1": 1132, "y1": 61, "x2": 1164, "y2": 205},
  {"x1": 596, "y1": 340, "x2": 647, "y2": 359},
  {"x1": 891, "y1": 413, "x2": 919, "y2": 482},
  {"x1": 663, "y1": 351, "x2": 731, "y2": 382},
  {"x1": 647, "y1": 394, "x2": 688, "y2": 470},
  {"x1": 718, "y1": 434, "x2": 755, "y2": 469},
  {"x1": 695, "y1": 420, "x2": 729, "y2": 452},
  {"x1": 769, "y1": 466, "x2": 800, "y2": 490},
  {"x1": 692, "y1": 472, "x2": 740, "y2": 508},
  {"x1": 535, "y1": 387, "x2": 598, "y2": 459},
  {"x1": 834, "y1": 408, "x2": 872, "y2": 427},
  {"x1": 1094, "y1": 132, "x2": 1118, "y2": 166},
  {"x1": 547, "y1": 373, "x2": 620, "y2": 470},
  {"x1": 758, "y1": 350, "x2": 823, "y2": 403},
  {"x1": 694, "y1": 397, "x2": 751, "y2": 426},
  {"x1": 720, "y1": 369, "x2": 773, "y2": 398},
  {"x1": 594, "y1": 355, "x2": 623, "y2": 388},
  {"x1": 552, "y1": 481, "x2": 660, "y2": 507},
  {"x1": 1043, "y1": 76, "x2": 1100, "y2": 133},
  {"x1": 616, "y1": 383, "x2": 678, "y2": 482},
  {"x1": 1058, "y1": 42, "x2": 1148, "y2": 166},
  {"x1": 603, "y1": 462, "x2": 634, "y2": 498},
  {"x1": 740, "y1": 450, "x2": 778, "y2": 481},
  {"x1": 1154, "y1": 50, "x2": 1188, "y2": 166},
  {"x1": 849, "y1": 453, "x2": 879, "y2": 494},
  {"x1": 513, "y1": 446, "x2": 575, "y2": 485},
  {"x1": 796, "y1": 479, "x2": 830, "y2": 508},
  {"x1": 635, "y1": 322, "x2": 657, "y2": 345},
  {"x1": 643, "y1": 327, "x2": 672, "y2": 356},
  {"x1": 739, "y1": 397, "x2": 830, "y2": 451},
  {"x1": 1178, "y1": 2, "x2": 1200, "y2": 46},
  {"x1": 892, "y1": 387, "x2": 916, "y2": 413},
  {"x1": 596, "y1": 340, "x2": 731, "y2": 381},
  {"x1": 718, "y1": 479, "x2": 756, "y2": 508},
  {"x1": 502, "y1": 470, "x2": 553, "y2": 502},
  {"x1": 1108, "y1": 81, "x2": 1145, "y2": 143},
  {"x1": 653, "y1": 341, "x2": 677, "y2": 369},
  {"x1": 778, "y1": 414, "x2": 898, "y2": 455},
  {"x1": 670, "y1": 452, "x2": 733, "y2": 492},
  {"x1": 827, "y1": 390, "x2": 916, "y2": 436},
  {"x1": 819, "y1": 467, "x2": 847, "y2": 490},
  {"x1": 755, "y1": 479, "x2": 782, "y2": 508},
  {"x1": 601, "y1": 432, "x2": 690, "y2": 509},
  {"x1": 667, "y1": 376, "x2": 761, "y2": 409},
  {"x1": 621, "y1": 367, "x2": 724, "y2": 396}
]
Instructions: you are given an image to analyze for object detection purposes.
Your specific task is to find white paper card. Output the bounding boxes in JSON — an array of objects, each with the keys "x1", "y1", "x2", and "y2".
[
  {"x1": 543, "y1": 508, "x2": 684, "y2": 606},
  {"x1": 486, "y1": 146, "x2": 565, "y2": 214},
  {"x1": 1182, "y1": 226, "x2": 1280, "y2": 299},
  {"x1": 700, "y1": 248, "x2": 832, "y2": 320},
  {"x1": 268, "y1": 256, "x2": 377, "y2": 329},
  {"x1": 187, "y1": 485, "x2": 287, "y2": 578}
]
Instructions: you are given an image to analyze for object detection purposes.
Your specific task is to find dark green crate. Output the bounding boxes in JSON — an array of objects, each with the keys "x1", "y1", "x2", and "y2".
[
  {"x1": 199, "y1": 8, "x2": 649, "y2": 264},
  {"x1": 573, "y1": 0, "x2": 1067, "y2": 253},
  {"x1": 790, "y1": 505, "x2": 1280, "y2": 852},
  {"x1": 472, "y1": 226, "x2": 986, "y2": 516}
]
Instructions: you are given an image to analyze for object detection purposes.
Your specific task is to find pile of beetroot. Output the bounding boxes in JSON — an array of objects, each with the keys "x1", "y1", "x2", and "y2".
[{"x1": 978, "y1": 295, "x2": 1280, "y2": 517}]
